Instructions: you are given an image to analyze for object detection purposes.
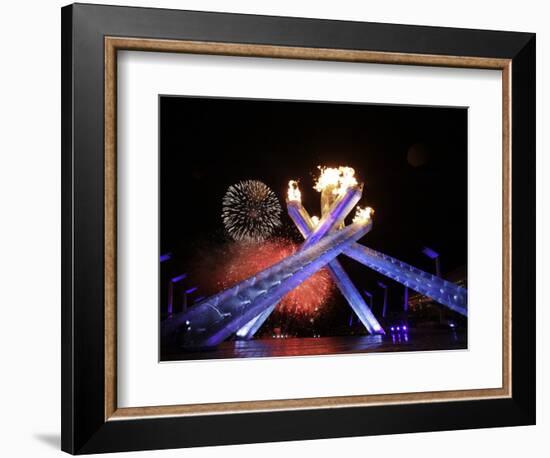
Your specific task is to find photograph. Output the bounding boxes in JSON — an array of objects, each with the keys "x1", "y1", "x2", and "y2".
[{"x1": 159, "y1": 95, "x2": 469, "y2": 361}]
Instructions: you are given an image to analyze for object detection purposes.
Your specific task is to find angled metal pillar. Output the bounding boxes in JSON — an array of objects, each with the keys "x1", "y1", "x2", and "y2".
[
  {"x1": 323, "y1": 260, "x2": 384, "y2": 333},
  {"x1": 235, "y1": 306, "x2": 272, "y2": 338},
  {"x1": 236, "y1": 185, "x2": 365, "y2": 338},
  {"x1": 162, "y1": 219, "x2": 372, "y2": 348},
  {"x1": 344, "y1": 245, "x2": 467, "y2": 316}
]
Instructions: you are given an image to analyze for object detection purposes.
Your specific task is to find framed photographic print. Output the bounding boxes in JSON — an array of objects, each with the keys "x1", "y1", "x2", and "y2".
[
  {"x1": 61, "y1": 3, "x2": 536, "y2": 454},
  {"x1": 158, "y1": 96, "x2": 469, "y2": 363}
]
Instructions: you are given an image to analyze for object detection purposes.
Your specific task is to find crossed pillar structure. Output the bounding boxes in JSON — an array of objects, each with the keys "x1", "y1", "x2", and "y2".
[
  {"x1": 162, "y1": 208, "x2": 372, "y2": 348},
  {"x1": 163, "y1": 180, "x2": 468, "y2": 349},
  {"x1": 236, "y1": 185, "x2": 384, "y2": 339}
]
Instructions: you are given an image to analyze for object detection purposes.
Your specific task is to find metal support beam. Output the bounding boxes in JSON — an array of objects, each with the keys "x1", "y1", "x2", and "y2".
[{"x1": 345, "y1": 245, "x2": 467, "y2": 316}]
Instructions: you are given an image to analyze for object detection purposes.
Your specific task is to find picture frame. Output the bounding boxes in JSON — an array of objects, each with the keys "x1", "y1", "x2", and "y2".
[{"x1": 61, "y1": 3, "x2": 535, "y2": 454}]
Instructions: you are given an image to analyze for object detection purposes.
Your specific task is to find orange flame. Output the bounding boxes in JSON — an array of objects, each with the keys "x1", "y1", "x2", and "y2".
[
  {"x1": 313, "y1": 166, "x2": 358, "y2": 196},
  {"x1": 287, "y1": 180, "x2": 301, "y2": 202},
  {"x1": 352, "y1": 206, "x2": 374, "y2": 224}
]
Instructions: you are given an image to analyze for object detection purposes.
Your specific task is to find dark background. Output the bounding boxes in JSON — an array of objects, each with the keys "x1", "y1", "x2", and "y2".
[{"x1": 160, "y1": 95, "x2": 467, "y2": 331}]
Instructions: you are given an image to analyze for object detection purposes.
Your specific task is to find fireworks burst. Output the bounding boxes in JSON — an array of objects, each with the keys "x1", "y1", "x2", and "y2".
[
  {"x1": 222, "y1": 180, "x2": 282, "y2": 242},
  {"x1": 195, "y1": 238, "x2": 335, "y2": 316}
]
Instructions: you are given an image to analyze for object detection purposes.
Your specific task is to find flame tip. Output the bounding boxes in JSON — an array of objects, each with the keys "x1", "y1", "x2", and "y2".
[
  {"x1": 313, "y1": 165, "x2": 359, "y2": 197},
  {"x1": 353, "y1": 206, "x2": 374, "y2": 224},
  {"x1": 287, "y1": 180, "x2": 302, "y2": 202}
]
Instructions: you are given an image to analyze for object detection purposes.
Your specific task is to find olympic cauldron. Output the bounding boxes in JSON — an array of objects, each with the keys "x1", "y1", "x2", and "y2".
[{"x1": 162, "y1": 167, "x2": 467, "y2": 349}]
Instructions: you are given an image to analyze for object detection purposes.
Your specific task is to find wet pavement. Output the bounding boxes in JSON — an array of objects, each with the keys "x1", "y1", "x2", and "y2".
[{"x1": 162, "y1": 329, "x2": 467, "y2": 361}]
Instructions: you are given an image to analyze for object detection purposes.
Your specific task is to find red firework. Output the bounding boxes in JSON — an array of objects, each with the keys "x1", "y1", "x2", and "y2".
[{"x1": 205, "y1": 238, "x2": 335, "y2": 316}]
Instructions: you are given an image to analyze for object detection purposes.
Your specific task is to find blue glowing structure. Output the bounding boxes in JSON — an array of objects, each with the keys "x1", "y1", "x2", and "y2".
[
  {"x1": 377, "y1": 281, "x2": 389, "y2": 317},
  {"x1": 363, "y1": 290, "x2": 374, "y2": 308},
  {"x1": 422, "y1": 246, "x2": 441, "y2": 277},
  {"x1": 287, "y1": 197, "x2": 384, "y2": 334},
  {"x1": 236, "y1": 185, "x2": 378, "y2": 339},
  {"x1": 288, "y1": 200, "x2": 466, "y2": 317},
  {"x1": 237, "y1": 200, "x2": 467, "y2": 337},
  {"x1": 167, "y1": 273, "x2": 187, "y2": 316},
  {"x1": 162, "y1": 174, "x2": 468, "y2": 349},
  {"x1": 344, "y1": 245, "x2": 467, "y2": 316},
  {"x1": 162, "y1": 218, "x2": 372, "y2": 349},
  {"x1": 422, "y1": 247, "x2": 439, "y2": 259},
  {"x1": 236, "y1": 196, "x2": 384, "y2": 338},
  {"x1": 298, "y1": 201, "x2": 467, "y2": 315}
]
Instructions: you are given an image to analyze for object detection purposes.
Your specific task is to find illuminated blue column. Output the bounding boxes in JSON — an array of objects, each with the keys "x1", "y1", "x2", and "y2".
[
  {"x1": 422, "y1": 246, "x2": 441, "y2": 277},
  {"x1": 363, "y1": 290, "x2": 373, "y2": 309},
  {"x1": 163, "y1": 220, "x2": 372, "y2": 348},
  {"x1": 378, "y1": 282, "x2": 388, "y2": 317},
  {"x1": 167, "y1": 273, "x2": 187, "y2": 316},
  {"x1": 184, "y1": 286, "x2": 198, "y2": 312},
  {"x1": 236, "y1": 185, "x2": 365, "y2": 339}
]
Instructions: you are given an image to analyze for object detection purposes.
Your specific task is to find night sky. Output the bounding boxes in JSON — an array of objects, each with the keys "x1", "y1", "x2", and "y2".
[{"x1": 160, "y1": 95, "x2": 467, "y2": 331}]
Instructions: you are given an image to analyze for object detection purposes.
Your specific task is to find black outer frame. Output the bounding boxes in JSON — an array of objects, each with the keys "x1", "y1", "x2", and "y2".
[{"x1": 61, "y1": 3, "x2": 536, "y2": 454}]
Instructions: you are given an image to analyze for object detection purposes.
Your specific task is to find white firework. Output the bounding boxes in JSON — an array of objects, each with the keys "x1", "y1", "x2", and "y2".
[{"x1": 222, "y1": 180, "x2": 282, "y2": 242}]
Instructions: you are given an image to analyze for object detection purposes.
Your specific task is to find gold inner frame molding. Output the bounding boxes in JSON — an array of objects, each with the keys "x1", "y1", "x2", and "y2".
[{"x1": 104, "y1": 36, "x2": 512, "y2": 421}]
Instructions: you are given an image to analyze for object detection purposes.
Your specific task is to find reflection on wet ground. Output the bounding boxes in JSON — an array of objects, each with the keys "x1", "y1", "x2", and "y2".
[{"x1": 162, "y1": 329, "x2": 466, "y2": 361}]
